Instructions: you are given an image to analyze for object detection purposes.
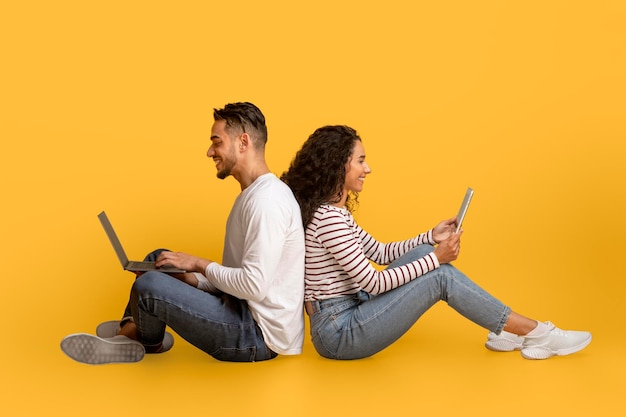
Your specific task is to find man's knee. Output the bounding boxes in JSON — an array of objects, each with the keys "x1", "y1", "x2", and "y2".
[
  {"x1": 133, "y1": 271, "x2": 167, "y2": 293},
  {"x1": 143, "y1": 248, "x2": 171, "y2": 262}
]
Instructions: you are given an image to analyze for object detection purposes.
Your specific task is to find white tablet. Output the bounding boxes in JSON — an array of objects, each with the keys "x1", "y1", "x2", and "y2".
[{"x1": 456, "y1": 188, "x2": 474, "y2": 232}]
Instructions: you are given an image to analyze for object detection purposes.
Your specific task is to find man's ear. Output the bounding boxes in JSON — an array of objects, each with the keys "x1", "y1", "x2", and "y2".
[{"x1": 239, "y1": 133, "x2": 250, "y2": 151}]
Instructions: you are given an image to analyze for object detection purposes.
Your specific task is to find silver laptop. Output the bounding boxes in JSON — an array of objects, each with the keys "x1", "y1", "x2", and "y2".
[{"x1": 98, "y1": 211, "x2": 185, "y2": 273}]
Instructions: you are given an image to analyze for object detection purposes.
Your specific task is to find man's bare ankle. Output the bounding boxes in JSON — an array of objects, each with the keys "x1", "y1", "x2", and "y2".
[{"x1": 117, "y1": 321, "x2": 138, "y2": 340}]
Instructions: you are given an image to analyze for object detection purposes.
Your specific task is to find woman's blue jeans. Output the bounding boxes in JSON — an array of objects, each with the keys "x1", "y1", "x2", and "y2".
[
  {"x1": 120, "y1": 249, "x2": 277, "y2": 362},
  {"x1": 308, "y1": 245, "x2": 511, "y2": 360}
]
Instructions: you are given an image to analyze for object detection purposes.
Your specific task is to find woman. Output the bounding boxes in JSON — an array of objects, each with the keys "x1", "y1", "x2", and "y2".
[{"x1": 281, "y1": 125, "x2": 591, "y2": 360}]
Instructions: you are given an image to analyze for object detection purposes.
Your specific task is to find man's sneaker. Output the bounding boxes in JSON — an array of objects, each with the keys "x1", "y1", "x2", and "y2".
[
  {"x1": 521, "y1": 321, "x2": 592, "y2": 360},
  {"x1": 95, "y1": 320, "x2": 123, "y2": 338},
  {"x1": 96, "y1": 320, "x2": 175, "y2": 353},
  {"x1": 485, "y1": 330, "x2": 524, "y2": 352},
  {"x1": 60, "y1": 333, "x2": 145, "y2": 365}
]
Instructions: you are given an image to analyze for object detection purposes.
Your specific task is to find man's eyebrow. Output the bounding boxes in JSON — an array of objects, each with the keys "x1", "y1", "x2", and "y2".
[{"x1": 210, "y1": 134, "x2": 220, "y2": 140}]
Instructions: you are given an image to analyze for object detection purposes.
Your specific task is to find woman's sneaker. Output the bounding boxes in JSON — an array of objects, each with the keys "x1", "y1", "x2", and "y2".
[
  {"x1": 521, "y1": 321, "x2": 592, "y2": 360},
  {"x1": 60, "y1": 334, "x2": 145, "y2": 365},
  {"x1": 485, "y1": 330, "x2": 524, "y2": 352}
]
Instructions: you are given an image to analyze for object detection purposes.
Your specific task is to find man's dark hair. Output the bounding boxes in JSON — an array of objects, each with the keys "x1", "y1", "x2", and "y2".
[{"x1": 213, "y1": 102, "x2": 268, "y2": 148}]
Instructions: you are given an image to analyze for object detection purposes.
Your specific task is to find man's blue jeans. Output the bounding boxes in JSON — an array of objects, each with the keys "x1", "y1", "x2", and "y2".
[
  {"x1": 120, "y1": 249, "x2": 277, "y2": 362},
  {"x1": 308, "y1": 244, "x2": 511, "y2": 360}
]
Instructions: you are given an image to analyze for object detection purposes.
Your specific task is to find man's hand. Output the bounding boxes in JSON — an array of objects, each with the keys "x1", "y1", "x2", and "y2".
[{"x1": 155, "y1": 251, "x2": 212, "y2": 275}]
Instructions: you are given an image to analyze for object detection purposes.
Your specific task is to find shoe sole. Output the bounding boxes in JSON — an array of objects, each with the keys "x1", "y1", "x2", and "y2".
[
  {"x1": 60, "y1": 333, "x2": 145, "y2": 365},
  {"x1": 521, "y1": 335, "x2": 592, "y2": 360},
  {"x1": 485, "y1": 340, "x2": 523, "y2": 352}
]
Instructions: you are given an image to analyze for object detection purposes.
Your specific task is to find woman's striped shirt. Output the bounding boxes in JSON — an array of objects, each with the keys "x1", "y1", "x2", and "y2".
[{"x1": 304, "y1": 204, "x2": 440, "y2": 301}]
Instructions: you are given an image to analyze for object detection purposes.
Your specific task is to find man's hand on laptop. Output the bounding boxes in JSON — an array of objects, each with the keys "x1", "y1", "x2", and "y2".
[{"x1": 156, "y1": 251, "x2": 212, "y2": 277}]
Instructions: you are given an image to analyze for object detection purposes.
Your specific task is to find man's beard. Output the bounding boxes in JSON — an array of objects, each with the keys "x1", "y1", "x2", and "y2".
[
  {"x1": 216, "y1": 167, "x2": 231, "y2": 179},
  {"x1": 216, "y1": 148, "x2": 236, "y2": 180},
  {"x1": 216, "y1": 159, "x2": 234, "y2": 179}
]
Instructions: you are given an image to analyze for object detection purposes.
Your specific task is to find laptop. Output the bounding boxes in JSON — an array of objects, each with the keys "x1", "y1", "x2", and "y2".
[{"x1": 98, "y1": 211, "x2": 186, "y2": 273}]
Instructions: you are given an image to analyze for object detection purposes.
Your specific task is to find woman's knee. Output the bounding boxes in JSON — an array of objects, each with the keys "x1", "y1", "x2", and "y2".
[{"x1": 388, "y1": 245, "x2": 435, "y2": 268}]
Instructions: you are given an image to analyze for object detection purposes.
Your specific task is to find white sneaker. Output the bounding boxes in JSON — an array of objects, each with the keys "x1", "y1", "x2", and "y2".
[
  {"x1": 521, "y1": 321, "x2": 592, "y2": 360},
  {"x1": 60, "y1": 333, "x2": 145, "y2": 365},
  {"x1": 485, "y1": 330, "x2": 524, "y2": 352}
]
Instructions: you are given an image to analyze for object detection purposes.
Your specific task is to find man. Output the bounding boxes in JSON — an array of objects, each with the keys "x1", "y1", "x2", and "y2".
[{"x1": 61, "y1": 102, "x2": 305, "y2": 363}]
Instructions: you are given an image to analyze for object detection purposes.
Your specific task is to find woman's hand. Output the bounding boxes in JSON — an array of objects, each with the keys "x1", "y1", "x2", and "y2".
[
  {"x1": 432, "y1": 217, "x2": 458, "y2": 243},
  {"x1": 433, "y1": 230, "x2": 462, "y2": 264}
]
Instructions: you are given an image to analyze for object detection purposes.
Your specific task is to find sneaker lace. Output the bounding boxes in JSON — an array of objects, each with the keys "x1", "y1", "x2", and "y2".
[{"x1": 548, "y1": 326, "x2": 567, "y2": 337}]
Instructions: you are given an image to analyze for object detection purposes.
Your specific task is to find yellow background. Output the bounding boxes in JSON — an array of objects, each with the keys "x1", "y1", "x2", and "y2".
[{"x1": 1, "y1": 1, "x2": 625, "y2": 416}]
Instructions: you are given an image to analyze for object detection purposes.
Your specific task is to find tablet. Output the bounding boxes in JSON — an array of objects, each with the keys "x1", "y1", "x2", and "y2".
[{"x1": 456, "y1": 187, "x2": 474, "y2": 232}]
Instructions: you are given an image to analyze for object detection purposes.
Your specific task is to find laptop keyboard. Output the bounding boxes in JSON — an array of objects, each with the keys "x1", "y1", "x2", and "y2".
[{"x1": 127, "y1": 261, "x2": 156, "y2": 269}]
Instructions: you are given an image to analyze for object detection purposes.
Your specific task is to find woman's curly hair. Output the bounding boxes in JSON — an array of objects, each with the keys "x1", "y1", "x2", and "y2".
[{"x1": 281, "y1": 125, "x2": 361, "y2": 227}]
